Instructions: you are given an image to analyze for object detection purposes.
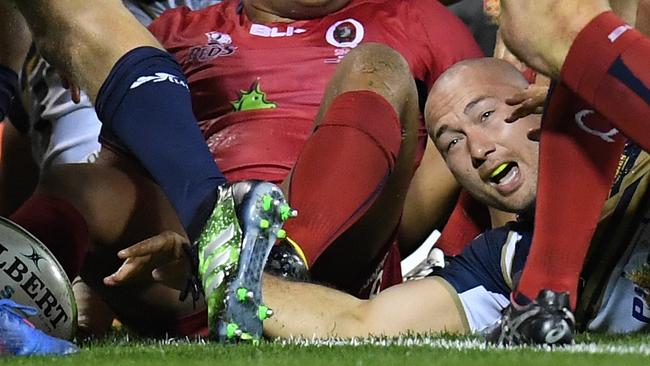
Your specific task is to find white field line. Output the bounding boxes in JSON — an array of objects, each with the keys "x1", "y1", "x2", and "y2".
[{"x1": 274, "y1": 337, "x2": 650, "y2": 355}]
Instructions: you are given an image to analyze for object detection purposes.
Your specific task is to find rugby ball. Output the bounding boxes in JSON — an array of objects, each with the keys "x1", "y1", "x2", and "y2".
[{"x1": 0, "y1": 217, "x2": 77, "y2": 340}]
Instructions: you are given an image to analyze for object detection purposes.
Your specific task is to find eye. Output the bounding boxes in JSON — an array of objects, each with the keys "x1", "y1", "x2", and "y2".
[
  {"x1": 480, "y1": 110, "x2": 495, "y2": 123},
  {"x1": 447, "y1": 137, "x2": 460, "y2": 151}
]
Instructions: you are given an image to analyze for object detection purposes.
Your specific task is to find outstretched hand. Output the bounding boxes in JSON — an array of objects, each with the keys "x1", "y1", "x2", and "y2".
[
  {"x1": 505, "y1": 85, "x2": 549, "y2": 123},
  {"x1": 103, "y1": 231, "x2": 190, "y2": 290}
]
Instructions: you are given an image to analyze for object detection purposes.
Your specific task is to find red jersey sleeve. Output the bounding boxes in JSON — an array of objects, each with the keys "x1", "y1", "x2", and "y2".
[
  {"x1": 561, "y1": 11, "x2": 650, "y2": 150},
  {"x1": 407, "y1": 0, "x2": 483, "y2": 88},
  {"x1": 147, "y1": 6, "x2": 193, "y2": 49}
]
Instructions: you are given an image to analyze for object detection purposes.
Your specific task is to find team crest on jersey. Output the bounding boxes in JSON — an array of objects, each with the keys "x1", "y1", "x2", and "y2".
[
  {"x1": 231, "y1": 80, "x2": 277, "y2": 112},
  {"x1": 325, "y1": 18, "x2": 364, "y2": 48},
  {"x1": 188, "y1": 31, "x2": 237, "y2": 63}
]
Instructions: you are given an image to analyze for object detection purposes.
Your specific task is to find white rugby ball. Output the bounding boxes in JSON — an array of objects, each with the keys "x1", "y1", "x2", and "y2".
[{"x1": 0, "y1": 217, "x2": 77, "y2": 340}]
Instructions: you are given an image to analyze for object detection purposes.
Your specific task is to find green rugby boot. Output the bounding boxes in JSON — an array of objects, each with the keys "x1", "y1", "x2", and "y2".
[{"x1": 193, "y1": 180, "x2": 295, "y2": 342}]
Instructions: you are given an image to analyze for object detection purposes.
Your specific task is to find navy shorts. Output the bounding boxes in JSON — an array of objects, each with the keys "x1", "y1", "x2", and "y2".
[{"x1": 432, "y1": 221, "x2": 533, "y2": 332}]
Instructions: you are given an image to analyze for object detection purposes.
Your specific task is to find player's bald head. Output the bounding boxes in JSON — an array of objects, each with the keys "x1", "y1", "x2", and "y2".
[
  {"x1": 424, "y1": 58, "x2": 541, "y2": 213},
  {"x1": 425, "y1": 58, "x2": 529, "y2": 128}
]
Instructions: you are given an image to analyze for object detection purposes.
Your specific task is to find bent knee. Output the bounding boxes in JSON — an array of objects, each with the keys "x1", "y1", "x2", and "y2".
[{"x1": 337, "y1": 43, "x2": 417, "y2": 117}]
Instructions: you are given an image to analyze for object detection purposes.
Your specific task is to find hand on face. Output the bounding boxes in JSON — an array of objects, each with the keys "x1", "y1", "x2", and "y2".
[
  {"x1": 505, "y1": 84, "x2": 549, "y2": 123},
  {"x1": 498, "y1": 0, "x2": 611, "y2": 77}
]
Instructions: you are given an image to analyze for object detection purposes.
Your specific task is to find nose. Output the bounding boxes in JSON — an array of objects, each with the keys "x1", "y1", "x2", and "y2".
[{"x1": 467, "y1": 130, "x2": 496, "y2": 169}]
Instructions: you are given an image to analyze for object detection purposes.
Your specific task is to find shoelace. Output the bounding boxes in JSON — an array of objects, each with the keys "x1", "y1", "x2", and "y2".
[
  {"x1": 0, "y1": 299, "x2": 38, "y2": 319},
  {"x1": 179, "y1": 243, "x2": 202, "y2": 308}
]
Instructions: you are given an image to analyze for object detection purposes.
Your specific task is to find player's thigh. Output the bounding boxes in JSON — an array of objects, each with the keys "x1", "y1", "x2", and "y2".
[
  {"x1": 36, "y1": 148, "x2": 184, "y2": 248},
  {"x1": 73, "y1": 148, "x2": 196, "y2": 334}
]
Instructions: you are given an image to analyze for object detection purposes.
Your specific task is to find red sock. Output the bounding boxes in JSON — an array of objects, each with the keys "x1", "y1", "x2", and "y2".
[
  {"x1": 283, "y1": 91, "x2": 402, "y2": 264},
  {"x1": 515, "y1": 84, "x2": 626, "y2": 308},
  {"x1": 437, "y1": 190, "x2": 491, "y2": 256},
  {"x1": 10, "y1": 194, "x2": 90, "y2": 280}
]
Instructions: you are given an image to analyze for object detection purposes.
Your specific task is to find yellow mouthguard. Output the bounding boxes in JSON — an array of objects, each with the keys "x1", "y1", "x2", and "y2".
[{"x1": 491, "y1": 163, "x2": 509, "y2": 178}]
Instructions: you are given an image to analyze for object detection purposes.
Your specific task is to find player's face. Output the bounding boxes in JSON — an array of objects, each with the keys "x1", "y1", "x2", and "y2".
[
  {"x1": 246, "y1": 0, "x2": 351, "y2": 19},
  {"x1": 426, "y1": 70, "x2": 540, "y2": 213}
]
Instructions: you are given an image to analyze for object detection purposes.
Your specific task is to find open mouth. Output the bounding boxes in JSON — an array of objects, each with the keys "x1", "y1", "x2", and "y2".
[{"x1": 489, "y1": 162, "x2": 518, "y2": 186}]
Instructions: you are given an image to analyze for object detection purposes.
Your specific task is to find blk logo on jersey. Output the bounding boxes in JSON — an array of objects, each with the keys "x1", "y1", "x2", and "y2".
[
  {"x1": 249, "y1": 24, "x2": 306, "y2": 38},
  {"x1": 326, "y1": 18, "x2": 364, "y2": 48},
  {"x1": 188, "y1": 31, "x2": 236, "y2": 63}
]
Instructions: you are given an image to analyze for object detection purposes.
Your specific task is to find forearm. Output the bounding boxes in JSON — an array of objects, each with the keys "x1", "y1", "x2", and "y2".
[
  {"x1": 262, "y1": 275, "x2": 467, "y2": 339},
  {"x1": 499, "y1": 1, "x2": 611, "y2": 78},
  {"x1": 11, "y1": 0, "x2": 163, "y2": 101},
  {"x1": 0, "y1": 2, "x2": 30, "y2": 72},
  {"x1": 262, "y1": 275, "x2": 368, "y2": 339}
]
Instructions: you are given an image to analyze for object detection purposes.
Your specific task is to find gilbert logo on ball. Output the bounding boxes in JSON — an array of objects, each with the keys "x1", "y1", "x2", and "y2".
[{"x1": 0, "y1": 217, "x2": 77, "y2": 340}]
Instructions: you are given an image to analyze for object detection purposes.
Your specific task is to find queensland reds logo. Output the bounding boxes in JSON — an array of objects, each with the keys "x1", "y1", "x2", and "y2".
[
  {"x1": 326, "y1": 18, "x2": 364, "y2": 48},
  {"x1": 574, "y1": 109, "x2": 620, "y2": 143},
  {"x1": 188, "y1": 31, "x2": 236, "y2": 63}
]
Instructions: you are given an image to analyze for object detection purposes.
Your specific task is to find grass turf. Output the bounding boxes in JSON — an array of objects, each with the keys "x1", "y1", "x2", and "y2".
[{"x1": 2, "y1": 334, "x2": 650, "y2": 365}]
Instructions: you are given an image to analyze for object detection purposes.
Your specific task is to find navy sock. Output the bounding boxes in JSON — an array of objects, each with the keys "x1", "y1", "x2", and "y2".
[
  {"x1": 0, "y1": 64, "x2": 19, "y2": 121},
  {"x1": 95, "y1": 47, "x2": 226, "y2": 241}
]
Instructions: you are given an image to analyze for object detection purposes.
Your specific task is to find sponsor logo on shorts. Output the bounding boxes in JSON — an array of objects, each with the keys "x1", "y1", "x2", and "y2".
[
  {"x1": 249, "y1": 24, "x2": 306, "y2": 38},
  {"x1": 632, "y1": 286, "x2": 650, "y2": 323},
  {"x1": 574, "y1": 109, "x2": 620, "y2": 143},
  {"x1": 130, "y1": 72, "x2": 189, "y2": 90},
  {"x1": 188, "y1": 31, "x2": 237, "y2": 63}
]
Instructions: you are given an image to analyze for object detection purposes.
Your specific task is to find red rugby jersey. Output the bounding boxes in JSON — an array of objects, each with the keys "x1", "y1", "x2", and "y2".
[{"x1": 149, "y1": 0, "x2": 482, "y2": 182}]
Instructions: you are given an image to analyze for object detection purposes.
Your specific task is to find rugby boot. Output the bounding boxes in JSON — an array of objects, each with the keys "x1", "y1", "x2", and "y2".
[
  {"x1": 265, "y1": 238, "x2": 310, "y2": 281},
  {"x1": 0, "y1": 299, "x2": 78, "y2": 356},
  {"x1": 485, "y1": 290, "x2": 575, "y2": 346},
  {"x1": 192, "y1": 181, "x2": 295, "y2": 342}
]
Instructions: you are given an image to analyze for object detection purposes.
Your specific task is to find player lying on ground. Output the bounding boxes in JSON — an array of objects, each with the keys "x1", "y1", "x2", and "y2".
[
  {"x1": 105, "y1": 58, "x2": 650, "y2": 343},
  {"x1": 448, "y1": 0, "x2": 650, "y2": 345}
]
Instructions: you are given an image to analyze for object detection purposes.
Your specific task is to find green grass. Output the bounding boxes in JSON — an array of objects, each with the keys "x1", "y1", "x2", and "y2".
[{"x1": 3, "y1": 334, "x2": 650, "y2": 365}]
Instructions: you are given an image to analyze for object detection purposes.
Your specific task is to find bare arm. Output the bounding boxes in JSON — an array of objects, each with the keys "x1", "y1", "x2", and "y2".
[
  {"x1": 263, "y1": 275, "x2": 467, "y2": 339},
  {"x1": 0, "y1": 2, "x2": 31, "y2": 72},
  {"x1": 399, "y1": 140, "x2": 459, "y2": 257},
  {"x1": 105, "y1": 232, "x2": 468, "y2": 339}
]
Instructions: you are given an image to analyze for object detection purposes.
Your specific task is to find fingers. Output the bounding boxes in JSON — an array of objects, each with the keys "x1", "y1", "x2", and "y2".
[
  {"x1": 505, "y1": 85, "x2": 548, "y2": 123},
  {"x1": 104, "y1": 255, "x2": 152, "y2": 286},
  {"x1": 61, "y1": 75, "x2": 82, "y2": 104},
  {"x1": 117, "y1": 231, "x2": 186, "y2": 259},
  {"x1": 105, "y1": 231, "x2": 189, "y2": 287},
  {"x1": 527, "y1": 127, "x2": 541, "y2": 142},
  {"x1": 70, "y1": 84, "x2": 81, "y2": 104},
  {"x1": 505, "y1": 99, "x2": 544, "y2": 123}
]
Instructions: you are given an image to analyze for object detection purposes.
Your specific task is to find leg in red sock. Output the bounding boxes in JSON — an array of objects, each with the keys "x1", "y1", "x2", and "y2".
[
  {"x1": 514, "y1": 84, "x2": 626, "y2": 308},
  {"x1": 282, "y1": 43, "x2": 422, "y2": 295}
]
